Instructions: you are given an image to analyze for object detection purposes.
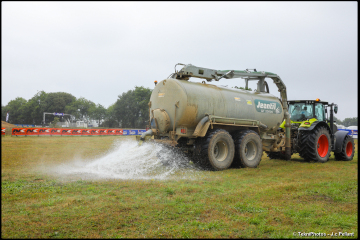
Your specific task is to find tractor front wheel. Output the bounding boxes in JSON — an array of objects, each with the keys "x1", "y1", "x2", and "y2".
[
  {"x1": 298, "y1": 126, "x2": 331, "y2": 163},
  {"x1": 334, "y1": 135, "x2": 355, "y2": 161}
]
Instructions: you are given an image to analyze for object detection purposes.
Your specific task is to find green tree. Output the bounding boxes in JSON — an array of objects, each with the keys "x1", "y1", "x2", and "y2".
[
  {"x1": 333, "y1": 116, "x2": 343, "y2": 126},
  {"x1": 65, "y1": 97, "x2": 96, "y2": 123},
  {"x1": 113, "y1": 86, "x2": 152, "y2": 128},
  {"x1": 2, "y1": 97, "x2": 28, "y2": 124},
  {"x1": 342, "y1": 117, "x2": 357, "y2": 127},
  {"x1": 50, "y1": 117, "x2": 60, "y2": 128},
  {"x1": 42, "y1": 92, "x2": 76, "y2": 124},
  {"x1": 89, "y1": 104, "x2": 107, "y2": 127},
  {"x1": 1, "y1": 105, "x2": 8, "y2": 122},
  {"x1": 102, "y1": 104, "x2": 118, "y2": 128},
  {"x1": 19, "y1": 91, "x2": 48, "y2": 125}
]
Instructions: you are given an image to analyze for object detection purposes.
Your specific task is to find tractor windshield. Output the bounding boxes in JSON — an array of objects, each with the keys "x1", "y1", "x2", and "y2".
[
  {"x1": 289, "y1": 103, "x2": 314, "y2": 121},
  {"x1": 315, "y1": 103, "x2": 326, "y2": 121}
]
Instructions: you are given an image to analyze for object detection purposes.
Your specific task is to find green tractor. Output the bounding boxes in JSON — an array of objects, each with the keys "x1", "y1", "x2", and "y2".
[{"x1": 267, "y1": 99, "x2": 355, "y2": 162}]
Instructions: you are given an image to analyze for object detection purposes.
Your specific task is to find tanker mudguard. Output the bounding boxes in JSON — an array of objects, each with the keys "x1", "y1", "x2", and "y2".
[{"x1": 334, "y1": 131, "x2": 351, "y2": 153}]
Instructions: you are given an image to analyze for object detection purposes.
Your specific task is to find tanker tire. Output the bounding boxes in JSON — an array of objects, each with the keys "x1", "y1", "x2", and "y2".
[
  {"x1": 230, "y1": 130, "x2": 246, "y2": 168},
  {"x1": 298, "y1": 126, "x2": 331, "y2": 163},
  {"x1": 334, "y1": 135, "x2": 355, "y2": 161},
  {"x1": 234, "y1": 130, "x2": 262, "y2": 168},
  {"x1": 195, "y1": 129, "x2": 235, "y2": 171}
]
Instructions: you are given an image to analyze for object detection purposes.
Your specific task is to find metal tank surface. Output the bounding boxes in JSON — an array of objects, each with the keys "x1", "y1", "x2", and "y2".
[
  {"x1": 139, "y1": 64, "x2": 291, "y2": 171},
  {"x1": 150, "y1": 79, "x2": 284, "y2": 135}
]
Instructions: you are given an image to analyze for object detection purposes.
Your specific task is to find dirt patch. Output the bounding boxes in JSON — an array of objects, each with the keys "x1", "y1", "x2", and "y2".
[{"x1": 1, "y1": 121, "x2": 17, "y2": 128}]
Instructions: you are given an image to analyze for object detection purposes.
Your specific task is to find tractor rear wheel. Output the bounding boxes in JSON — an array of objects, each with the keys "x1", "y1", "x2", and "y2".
[
  {"x1": 194, "y1": 129, "x2": 235, "y2": 170},
  {"x1": 334, "y1": 135, "x2": 355, "y2": 161},
  {"x1": 298, "y1": 126, "x2": 331, "y2": 163},
  {"x1": 233, "y1": 130, "x2": 262, "y2": 168}
]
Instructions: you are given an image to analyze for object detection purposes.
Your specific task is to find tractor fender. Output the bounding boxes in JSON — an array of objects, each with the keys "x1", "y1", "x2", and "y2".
[
  {"x1": 298, "y1": 121, "x2": 331, "y2": 133},
  {"x1": 334, "y1": 131, "x2": 351, "y2": 153}
]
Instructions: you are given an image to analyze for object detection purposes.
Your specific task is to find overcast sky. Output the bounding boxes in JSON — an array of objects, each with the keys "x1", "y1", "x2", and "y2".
[{"x1": 1, "y1": 1, "x2": 357, "y2": 120}]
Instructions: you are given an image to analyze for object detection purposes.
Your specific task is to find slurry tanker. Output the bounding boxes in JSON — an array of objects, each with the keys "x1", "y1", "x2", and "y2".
[{"x1": 138, "y1": 64, "x2": 354, "y2": 170}]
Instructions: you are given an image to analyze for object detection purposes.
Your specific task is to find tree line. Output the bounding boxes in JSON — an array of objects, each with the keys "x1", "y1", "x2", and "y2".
[
  {"x1": 1, "y1": 86, "x2": 152, "y2": 129},
  {"x1": 1, "y1": 87, "x2": 357, "y2": 128},
  {"x1": 333, "y1": 116, "x2": 358, "y2": 128}
]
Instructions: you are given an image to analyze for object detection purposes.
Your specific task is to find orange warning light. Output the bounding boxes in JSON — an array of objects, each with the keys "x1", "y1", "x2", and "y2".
[
  {"x1": 316, "y1": 98, "x2": 320, "y2": 102},
  {"x1": 154, "y1": 80, "x2": 158, "y2": 86}
]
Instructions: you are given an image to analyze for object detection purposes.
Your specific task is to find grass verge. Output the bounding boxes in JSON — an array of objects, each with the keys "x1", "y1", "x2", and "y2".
[{"x1": 1, "y1": 136, "x2": 358, "y2": 238}]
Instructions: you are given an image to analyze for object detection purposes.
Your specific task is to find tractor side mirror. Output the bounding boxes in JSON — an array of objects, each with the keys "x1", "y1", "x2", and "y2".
[
  {"x1": 325, "y1": 109, "x2": 327, "y2": 114},
  {"x1": 334, "y1": 105, "x2": 338, "y2": 114}
]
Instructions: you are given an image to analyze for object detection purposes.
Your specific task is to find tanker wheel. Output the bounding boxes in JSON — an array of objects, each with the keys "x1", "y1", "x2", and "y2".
[
  {"x1": 195, "y1": 129, "x2": 235, "y2": 170},
  {"x1": 233, "y1": 130, "x2": 262, "y2": 168},
  {"x1": 334, "y1": 135, "x2": 355, "y2": 161},
  {"x1": 298, "y1": 126, "x2": 331, "y2": 163}
]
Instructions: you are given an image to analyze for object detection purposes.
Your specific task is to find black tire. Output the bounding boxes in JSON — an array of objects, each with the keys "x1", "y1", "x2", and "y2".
[
  {"x1": 233, "y1": 130, "x2": 262, "y2": 168},
  {"x1": 267, "y1": 151, "x2": 288, "y2": 160},
  {"x1": 194, "y1": 129, "x2": 235, "y2": 170},
  {"x1": 334, "y1": 135, "x2": 355, "y2": 161},
  {"x1": 230, "y1": 130, "x2": 246, "y2": 168},
  {"x1": 298, "y1": 126, "x2": 331, "y2": 163}
]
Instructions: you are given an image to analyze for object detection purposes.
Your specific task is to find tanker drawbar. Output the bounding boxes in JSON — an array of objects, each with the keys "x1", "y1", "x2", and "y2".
[{"x1": 139, "y1": 63, "x2": 293, "y2": 170}]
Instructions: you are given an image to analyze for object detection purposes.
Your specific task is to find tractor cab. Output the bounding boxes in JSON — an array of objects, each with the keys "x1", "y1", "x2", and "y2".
[{"x1": 288, "y1": 100, "x2": 327, "y2": 122}]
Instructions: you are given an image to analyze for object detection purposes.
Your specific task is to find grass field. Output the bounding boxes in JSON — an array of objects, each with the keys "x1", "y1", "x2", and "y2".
[{"x1": 1, "y1": 136, "x2": 358, "y2": 238}]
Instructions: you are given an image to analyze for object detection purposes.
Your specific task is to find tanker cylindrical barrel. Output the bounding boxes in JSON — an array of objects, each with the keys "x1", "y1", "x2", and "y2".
[{"x1": 149, "y1": 79, "x2": 284, "y2": 134}]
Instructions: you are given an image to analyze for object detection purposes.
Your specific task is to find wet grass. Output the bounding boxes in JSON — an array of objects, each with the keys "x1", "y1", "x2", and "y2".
[{"x1": 1, "y1": 136, "x2": 358, "y2": 238}]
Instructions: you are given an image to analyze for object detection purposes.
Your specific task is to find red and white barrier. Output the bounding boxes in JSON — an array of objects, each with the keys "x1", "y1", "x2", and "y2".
[{"x1": 11, "y1": 128, "x2": 142, "y2": 136}]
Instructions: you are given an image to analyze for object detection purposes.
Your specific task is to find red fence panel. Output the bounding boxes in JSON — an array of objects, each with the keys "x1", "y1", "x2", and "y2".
[
  {"x1": 49, "y1": 128, "x2": 62, "y2": 135},
  {"x1": 12, "y1": 128, "x2": 27, "y2": 136},
  {"x1": 61, "y1": 129, "x2": 73, "y2": 135},
  {"x1": 99, "y1": 129, "x2": 108, "y2": 135},
  {"x1": 11, "y1": 128, "x2": 135, "y2": 136},
  {"x1": 81, "y1": 129, "x2": 92, "y2": 135},
  {"x1": 38, "y1": 128, "x2": 51, "y2": 135},
  {"x1": 26, "y1": 128, "x2": 42, "y2": 135},
  {"x1": 71, "y1": 129, "x2": 83, "y2": 135},
  {"x1": 1, "y1": 128, "x2": 5, "y2": 135},
  {"x1": 108, "y1": 129, "x2": 123, "y2": 135}
]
